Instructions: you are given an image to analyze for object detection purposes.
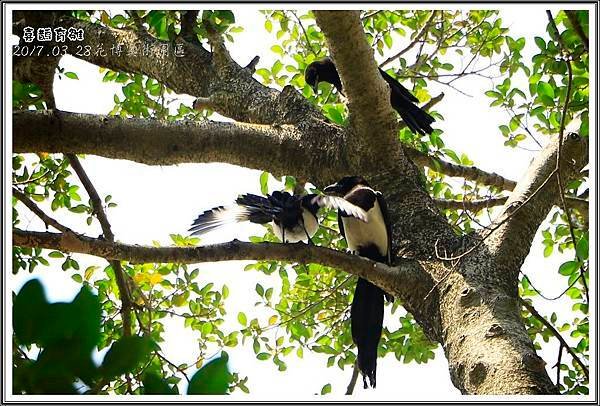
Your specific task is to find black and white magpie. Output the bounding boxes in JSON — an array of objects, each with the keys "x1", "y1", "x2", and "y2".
[
  {"x1": 304, "y1": 57, "x2": 435, "y2": 135},
  {"x1": 323, "y1": 176, "x2": 392, "y2": 389},
  {"x1": 189, "y1": 190, "x2": 367, "y2": 244}
]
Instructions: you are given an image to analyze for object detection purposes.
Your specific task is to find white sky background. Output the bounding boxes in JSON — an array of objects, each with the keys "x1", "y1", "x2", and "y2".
[{"x1": 7, "y1": 4, "x2": 595, "y2": 401}]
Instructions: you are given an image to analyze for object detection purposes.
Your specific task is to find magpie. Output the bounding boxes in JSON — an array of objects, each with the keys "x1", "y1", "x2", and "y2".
[
  {"x1": 189, "y1": 190, "x2": 367, "y2": 244},
  {"x1": 304, "y1": 57, "x2": 435, "y2": 135},
  {"x1": 323, "y1": 176, "x2": 392, "y2": 389}
]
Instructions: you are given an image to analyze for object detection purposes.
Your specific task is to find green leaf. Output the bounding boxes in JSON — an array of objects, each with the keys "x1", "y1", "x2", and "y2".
[
  {"x1": 272, "y1": 60, "x2": 283, "y2": 76},
  {"x1": 536, "y1": 81, "x2": 555, "y2": 99},
  {"x1": 264, "y1": 19, "x2": 273, "y2": 33},
  {"x1": 259, "y1": 172, "x2": 269, "y2": 195},
  {"x1": 13, "y1": 279, "x2": 48, "y2": 345},
  {"x1": 48, "y1": 251, "x2": 64, "y2": 258},
  {"x1": 142, "y1": 371, "x2": 177, "y2": 394},
  {"x1": 237, "y1": 312, "x2": 247, "y2": 326},
  {"x1": 558, "y1": 261, "x2": 580, "y2": 276},
  {"x1": 187, "y1": 353, "x2": 230, "y2": 395},
  {"x1": 321, "y1": 383, "x2": 332, "y2": 395},
  {"x1": 534, "y1": 36, "x2": 546, "y2": 51},
  {"x1": 101, "y1": 336, "x2": 153, "y2": 378},
  {"x1": 256, "y1": 352, "x2": 270, "y2": 360},
  {"x1": 64, "y1": 72, "x2": 79, "y2": 80},
  {"x1": 201, "y1": 322, "x2": 213, "y2": 335}
]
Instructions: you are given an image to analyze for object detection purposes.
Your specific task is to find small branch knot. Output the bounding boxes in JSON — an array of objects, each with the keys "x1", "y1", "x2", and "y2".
[{"x1": 485, "y1": 323, "x2": 504, "y2": 338}]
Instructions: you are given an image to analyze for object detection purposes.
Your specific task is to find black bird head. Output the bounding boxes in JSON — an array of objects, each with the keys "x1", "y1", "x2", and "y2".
[
  {"x1": 304, "y1": 57, "x2": 343, "y2": 95},
  {"x1": 304, "y1": 63, "x2": 320, "y2": 94},
  {"x1": 323, "y1": 176, "x2": 370, "y2": 196}
]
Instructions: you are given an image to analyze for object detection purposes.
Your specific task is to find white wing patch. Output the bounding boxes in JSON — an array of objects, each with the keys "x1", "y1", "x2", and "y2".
[{"x1": 310, "y1": 195, "x2": 368, "y2": 222}]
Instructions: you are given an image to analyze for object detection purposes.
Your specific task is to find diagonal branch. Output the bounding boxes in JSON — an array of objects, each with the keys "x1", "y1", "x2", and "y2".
[
  {"x1": 380, "y1": 11, "x2": 438, "y2": 68},
  {"x1": 564, "y1": 11, "x2": 589, "y2": 52},
  {"x1": 66, "y1": 154, "x2": 114, "y2": 240},
  {"x1": 485, "y1": 128, "x2": 588, "y2": 273},
  {"x1": 65, "y1": 153, "x2": 131, "y2": 336},
  {"x1": 14, "y1": 13, "x2": 320, "y2": 126},
  {"x1": 520, "y1": 298, "x2": 589, "y2": 380},
  {"x1": 12, "y1": 187, "x2": 74, "y2": 234}
]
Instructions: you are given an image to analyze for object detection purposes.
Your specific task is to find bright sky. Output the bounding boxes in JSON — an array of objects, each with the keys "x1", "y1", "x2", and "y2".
[{"x1": 7, "y1": 4, "x2": 594, "y2": 401}]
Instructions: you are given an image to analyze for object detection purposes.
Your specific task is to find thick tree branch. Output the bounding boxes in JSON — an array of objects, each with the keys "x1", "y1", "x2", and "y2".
[
  {"x1": 13, "y1": 110, "x2": 349, "y2": 185},
  {"x1": 14, "y1": 13, "x2": 321, "y2": 126},
  {"x1": 484, "y1": 130, "x2": 588, "y2": 274},
  {"x1": 314, "y1": 11, "x2": 399, "y2": 168},
  {"x1": 180, "y1": 10, "x2": 199, "y2": 44},
  {"x1": 12, "y1": 228, "x2": 436, "y2": 315}
]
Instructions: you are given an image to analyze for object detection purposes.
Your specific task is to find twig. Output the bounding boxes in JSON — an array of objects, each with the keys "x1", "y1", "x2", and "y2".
[
  {"x1": 13, "y1": 169, "x2": 52, "y2": 185},
  {"x1": 520, "y1": 271, "x2": 582, "y2": 301},
  {"x1": 154, "y1": 351, "x2": 191, "y2": 384},
  {"x1": 291, "y1": 10, "x2": 318, "y2": 56},
  {"x1": 12, "y1": 187, "x2": 74, "y2": 234},
  {"x1": 546, "y1": 11, "x2": 589, "y2": 304},
  {"x1": 555, "y1": 343, "x2": 564, "y2": 388},
  {"x1": 564, "y1": 11, "x2": 589, "y2": 52},
  {"x1": 380, "y1": 11, "x2": 437, "y2": 68},
  {"x1": 345, "y1": 362, "x2": 359, "y2": 395},
  {"x1": 520, "y1": 298, "x2": 589, "y2": 380}
]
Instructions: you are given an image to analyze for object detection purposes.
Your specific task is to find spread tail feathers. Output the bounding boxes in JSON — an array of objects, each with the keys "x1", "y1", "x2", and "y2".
[
  {"x1": 351, "y1": 277, "x2": 385, "y2": 389},
  {"x1": 189, "y1": 194, "x2": 277, "y2": 236}
]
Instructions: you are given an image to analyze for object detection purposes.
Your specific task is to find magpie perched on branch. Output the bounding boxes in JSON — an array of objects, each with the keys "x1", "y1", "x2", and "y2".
[
  {"x1": 323, "y1": 176, "x2": 392, "y2": 389},
  {"x1": 304, "y1": 57, "x2": 435, "y2": 135},
  {"x1": 189, "y1": 190, "x2": 367, "y2": 244}
]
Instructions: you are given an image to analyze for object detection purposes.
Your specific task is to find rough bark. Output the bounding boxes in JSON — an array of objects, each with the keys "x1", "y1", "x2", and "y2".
[
  {"x1": 11, "y1": 10, "x2": 587, "y2": 395},
  {"x1": 12, "y1": 110, "x2": 348, "y2": 184}
]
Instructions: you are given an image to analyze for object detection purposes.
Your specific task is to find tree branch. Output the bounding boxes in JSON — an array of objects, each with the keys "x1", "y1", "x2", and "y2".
[
  {"x1": 66, "y1": 154, "x2": 114, "y2": 240},
  {"x1": 313, "y1": 11, "x2": 399, "y2": 168},
  {"x1": 485, "y1": 128, "x2": 588, "y2": 274},
  {"x1": 12, "y1": 187, "x2": 74, "y2": 234},
  {"x1": 434, "y1": 195, "x2": 586, "y2": 216},
  {"x1": 564, "y1": 11, "x2": 589, "y2": 52},
  {"x1": 180, "y1": 10, "x2": 199, "y2": 44},
  {"x1": 379, "y1": 11, "x2": 437, "y2": 68},
  {"x1": 15, "y1": 13, "x2": 320, "y2": 126},
  {"x1": 12, "y1": 229, "x2": 435, "y2": 312},
  {"x1": 65, "y1": 153, "x2": 131, "y2": 336},
  {"x1": 345, "y1": 363, "x2": 359, "y2": 395},
  {"x1": 520, "y1": 298, "x2": 589, "y2": 380},
  {"x1": 13, "y1": 110, "x2": 349, "y2": 185},
  {"x1": 406, "y1": 148, "x2": 517, "y2": 190}
]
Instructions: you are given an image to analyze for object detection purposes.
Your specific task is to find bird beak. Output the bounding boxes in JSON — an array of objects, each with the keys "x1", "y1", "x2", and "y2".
[
  {"x1": 323, "y1": 183, "x2": 342, "y2": 196},
  {"x1": 311, "y1": 81, "x2": 319, "y2": 94}
]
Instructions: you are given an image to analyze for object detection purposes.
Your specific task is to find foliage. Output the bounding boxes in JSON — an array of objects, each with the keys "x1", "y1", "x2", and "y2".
[
  {"x1": 12, "y1": 8, "x2": 589, "y2": 395},
  {"x1": 13, "y1": 279, "x2": 232, "y2": 395}
]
